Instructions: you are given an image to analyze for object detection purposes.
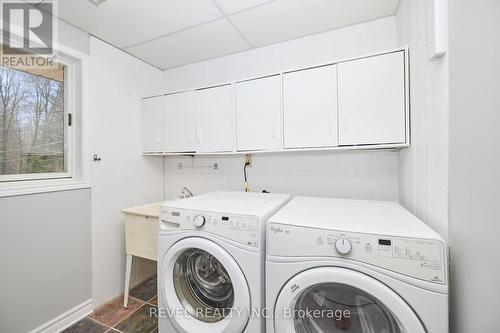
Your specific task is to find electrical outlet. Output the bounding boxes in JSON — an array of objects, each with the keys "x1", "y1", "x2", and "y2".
[{"x1": 245, "y1": 154, "x2": 252, "y2": 167}]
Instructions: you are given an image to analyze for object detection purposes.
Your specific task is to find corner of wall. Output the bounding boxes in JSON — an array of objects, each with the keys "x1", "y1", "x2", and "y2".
[{"x1": 394, "y1": 0, "x2": 450, "y2": 240}]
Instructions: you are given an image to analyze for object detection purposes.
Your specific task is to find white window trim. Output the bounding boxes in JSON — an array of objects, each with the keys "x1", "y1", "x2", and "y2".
[{"x1": 0, "y1": 29, "x2": 91, "y2": 197}]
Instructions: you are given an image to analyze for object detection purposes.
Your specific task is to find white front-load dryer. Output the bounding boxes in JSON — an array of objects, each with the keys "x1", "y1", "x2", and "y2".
[
  {"x1": 158, "y1": 191, "x2": 290, "y2": 333},
  {"x1": 266, "y1": 197, "x2": 448, "y2": 333}
]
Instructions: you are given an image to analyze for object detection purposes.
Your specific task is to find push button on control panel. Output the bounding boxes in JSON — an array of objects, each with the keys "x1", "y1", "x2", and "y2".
[{"x1": 364, "y1": 243, "x2": 373, "y2": 253}]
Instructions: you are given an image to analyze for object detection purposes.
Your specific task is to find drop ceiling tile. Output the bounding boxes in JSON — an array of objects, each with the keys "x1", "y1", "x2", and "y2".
[
  {"x1": 230, "y1": 0, "x2": 400, "y2": 46},
  {"x1": 58, "y1": 0, "x2": 222, "y2": 48},
  {"x1": 126, "y1": 19, "x2": 250, "y2": 69},
  {"x1": 214, "y1": 0, "x2": 274, "y2": 14}
]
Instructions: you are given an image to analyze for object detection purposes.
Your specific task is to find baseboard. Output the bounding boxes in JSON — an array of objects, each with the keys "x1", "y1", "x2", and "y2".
[{"x1": 29, "y1": 299, "x2": 93, "y2": 333}]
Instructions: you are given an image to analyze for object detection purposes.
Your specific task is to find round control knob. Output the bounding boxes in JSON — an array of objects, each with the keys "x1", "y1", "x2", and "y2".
[
  {"x1": 335, "y1": 238, "x2": 352, "y2": 255},
  {"x1": 193, "y1": 215, "x2": 206, "y2": 228}
]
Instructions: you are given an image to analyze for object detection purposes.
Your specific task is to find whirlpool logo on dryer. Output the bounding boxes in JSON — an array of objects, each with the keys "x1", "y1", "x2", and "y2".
[{"x1": 270, "y1": 226, "x2": 290, "y2": 234}]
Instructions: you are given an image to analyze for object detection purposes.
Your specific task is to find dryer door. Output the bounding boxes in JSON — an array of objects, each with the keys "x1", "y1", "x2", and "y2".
[
  {"x1": 160, "y1": 237, "x2": 250, "y2": 333},
  {"x1": 274, "y1": 267, "x2": 425, "y2": 333}
]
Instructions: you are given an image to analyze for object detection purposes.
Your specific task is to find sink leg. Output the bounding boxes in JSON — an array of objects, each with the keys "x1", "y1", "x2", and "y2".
[{"x1": 124, "y1": 254, "x2": 133, "y2": 307}]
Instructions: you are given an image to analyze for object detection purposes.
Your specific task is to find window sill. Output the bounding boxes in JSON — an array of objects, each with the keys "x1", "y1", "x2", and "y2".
[{"x1": 0, "y1": 178, "x2": 90, "y2": 198}]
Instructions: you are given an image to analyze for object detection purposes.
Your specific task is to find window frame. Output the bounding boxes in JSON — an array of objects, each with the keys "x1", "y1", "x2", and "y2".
[
  {"x1": 0, "y1": 30, "x2": 90, "y2": 196},
  {"x1": 0, "y1": 57, "x2": 73, "y2": 183}
]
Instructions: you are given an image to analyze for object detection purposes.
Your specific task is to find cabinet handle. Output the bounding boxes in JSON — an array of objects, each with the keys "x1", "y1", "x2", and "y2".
[{"x1": 188, "y1": 129, "x2": 194, "y2": 143}]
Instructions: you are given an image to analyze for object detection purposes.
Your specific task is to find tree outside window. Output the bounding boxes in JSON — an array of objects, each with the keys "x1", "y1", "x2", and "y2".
[{"x1": 0, "y1": 63, "x2": 66, "y2": 178}]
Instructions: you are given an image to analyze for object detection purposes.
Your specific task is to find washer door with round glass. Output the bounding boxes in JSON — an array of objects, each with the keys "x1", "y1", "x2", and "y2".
[
  {"x1": 274, "y1": 267, "x2": 425, "y2": 333},
  {"x1": 160, "y1": 237, "x2": 250, "y2": 333}
]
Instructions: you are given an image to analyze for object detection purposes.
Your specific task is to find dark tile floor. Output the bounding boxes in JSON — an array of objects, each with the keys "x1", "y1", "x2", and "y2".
[{"x1": 63, "y1": 275, "x2": 158, "y2": 333}]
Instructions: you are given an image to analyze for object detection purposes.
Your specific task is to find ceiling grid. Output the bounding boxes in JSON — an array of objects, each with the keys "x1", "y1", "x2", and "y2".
[{"x1": 51, "y1": 0, "x2": 400, "y2": 69}]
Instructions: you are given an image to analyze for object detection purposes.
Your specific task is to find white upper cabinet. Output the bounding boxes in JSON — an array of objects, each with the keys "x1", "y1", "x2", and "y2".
[
  {"x1": 140, "y1": 96, "x2": 165, "y2": 153},
  {"x1": 141, "y1": 48, "x2": 409, "y2": 155},
  {"x1": 163, "y1": 86, "x2": 235, "y2": 153},
  {"x1": 283, "y1": 65, "x2": 338, "y2": 148},
  {"x1": 236, "y1": 75, "x2": 282, "y2": 151},
  {"x1": 196, "y1": 85, "x2": 235, "y2": 153},
  {"x1": 164, "y1": 91, "x2": 197, "y2": 153},
  {"x1": 338, "y1": 51, "x2": 406, "y2": 145}
]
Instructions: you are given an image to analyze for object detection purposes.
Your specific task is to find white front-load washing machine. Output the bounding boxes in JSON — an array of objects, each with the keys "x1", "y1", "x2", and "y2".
[
  {"x1": 266, "y1": 197, "x2": 448, "y2": 333},
  {"x1": 158, "y1": 191, "x2": 290, "y2": 333}
]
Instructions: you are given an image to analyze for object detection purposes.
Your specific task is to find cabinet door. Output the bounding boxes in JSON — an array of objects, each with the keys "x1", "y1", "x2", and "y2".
[
  {"x1": 196, "y1": 85, "x2": 235, "y2": 153},
  {"x1": 140, "y1": 96, "x2": 165, "y2": 153},
  {"x1": 164, "y1": 91, "x2": 197, "y2": 152},
  {"x1": 283, "y1": 65, "x2": 338, "y2": 148},
  {"x1": 236, "y1": 75, "x2": 282, "y2": 151},
  {"x1": 338, "y1": 51, "x2": 406, "y2": 145}
]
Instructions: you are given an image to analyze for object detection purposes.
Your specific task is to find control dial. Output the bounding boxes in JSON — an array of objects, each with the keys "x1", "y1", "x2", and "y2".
[
  {"x1": 335, "y1": 238, "x2": 352, "y2": 255},
  {"x1": 193, "y1": 215, "x2": 206, "y2": 228}
]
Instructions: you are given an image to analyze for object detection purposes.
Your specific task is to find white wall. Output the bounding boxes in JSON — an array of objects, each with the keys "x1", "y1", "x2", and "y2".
[
  {"x1": 162, "y1": 17, "x2": 401, "y2": 202},
  {"x1": 163, "y1": 17, "x2": 398, "y2": 90},
  {"x1": 56, "y1": 19, "x2": 90, "y2": 55},
  {"x1": 165, "y1": 151, "x2": 399, "y2": 200},
  {"x1": 448, "y1": 1, "x2": 500, "y2": 331},
  {"x1": 89, "y1": 37, "x2": 164, "y2": 307},
  {"x1": 395, "y1": 1, "x2": 449, "y2": 239}
]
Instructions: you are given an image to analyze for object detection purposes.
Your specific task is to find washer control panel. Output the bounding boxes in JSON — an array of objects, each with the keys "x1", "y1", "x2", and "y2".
[
  {"x1": 268, "y1": 223, "x2": 447, "y2": 284},
  {"x1": 160, "y1": 207, "x2": 260, "y2": 247}
]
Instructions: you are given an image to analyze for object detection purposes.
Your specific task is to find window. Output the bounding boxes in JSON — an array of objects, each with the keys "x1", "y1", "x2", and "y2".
[{"x1": 0, "y1": 61, "x2": 70, "y2": 182}]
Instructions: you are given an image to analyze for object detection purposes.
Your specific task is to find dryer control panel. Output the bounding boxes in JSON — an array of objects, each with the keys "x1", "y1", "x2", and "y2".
[
  {"x1": 267, "y1": 223, "x2": 447, "y2": 284},
  {"x1": 160, "y1": 207, "x2": 260, "y2": 248}
]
